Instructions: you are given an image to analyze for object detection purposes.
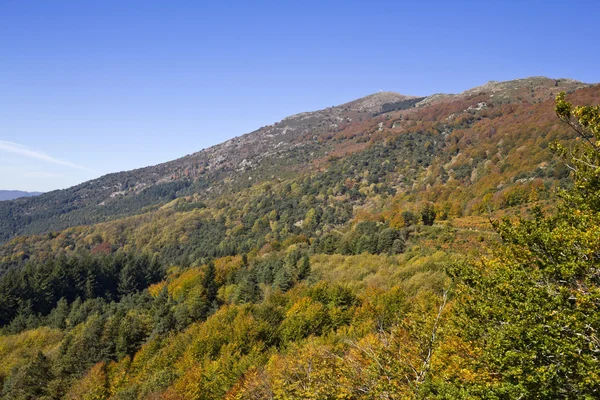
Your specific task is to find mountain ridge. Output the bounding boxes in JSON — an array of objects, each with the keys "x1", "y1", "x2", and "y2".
[{"x1": 0, "y1": 76, "x2": 594, "y2": 243}]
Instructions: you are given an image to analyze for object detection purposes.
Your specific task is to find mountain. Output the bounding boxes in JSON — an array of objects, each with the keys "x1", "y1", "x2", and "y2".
[
  {"x1": 0, "y1": 77, "x2": 599, "y2": 398},
  {"x1": 0, "y1": 92, "x2": 420, "y2": 241},
  {"x1": 0, "y1": 190, "x2": 42, "y2": 201},
  {"x1": 0, "y1": 77, "x2": 591, "y2": 244}
]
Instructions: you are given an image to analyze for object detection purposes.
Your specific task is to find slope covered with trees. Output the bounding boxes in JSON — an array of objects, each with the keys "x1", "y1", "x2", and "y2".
[
  {"x1": 0, "y1": 80, "x2": 599, "y2": 399},
  {"x1": 0, "y1": 78, "x2": 588, "y2": 243}
]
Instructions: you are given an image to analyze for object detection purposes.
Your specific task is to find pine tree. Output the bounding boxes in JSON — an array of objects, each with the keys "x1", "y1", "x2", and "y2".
[
  {"x1": 84, "y1": 272, "x2": 97, "y2": 299},
  {"x1": 274, "y1": 267, "x2": 294, "y2": 292},
  {"x1": 377, "y1": 228, "x2": 397, "y2": 253},
  {"x1": 47, "y1": 297, "x2": 69, "y2": 329},
  {"x1": 144, "y1": 255, "x2": 164, "y2": 285},
  {"x1": 116, "y1": 313, "x2": 149, "y2": 359},
  {"x1": 66, "y1": 297, "x2": 83, "y2": 329},
  {"x1": 420, "y1": 202, "x2": 436, "y2": 226},
  {"x1": 237, "y1": 272, "x2": 261, "y2": 304},
  {"x1": 2, "y1": 351, "x2": 53, "y2": 399},
  {"x1": 117, "y1": 263, "x2": 137, "y2": 297},
  {"x1": 152, "y1": 286, "x2": 175, "y2": 335},
  {"x1": 202, "y1": 261, "x2": 219, "y2": 305},
  {"x1": 298, "y1": 255, "x2": 311, "y2": 281}
]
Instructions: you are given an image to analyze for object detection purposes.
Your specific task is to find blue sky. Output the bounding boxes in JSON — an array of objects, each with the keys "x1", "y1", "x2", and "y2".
[{"x1": 1, "y1": 0, "x2": 599, "y2": 192}]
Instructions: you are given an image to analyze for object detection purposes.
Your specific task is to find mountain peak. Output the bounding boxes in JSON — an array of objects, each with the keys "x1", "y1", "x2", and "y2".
[{"x1": 343, "y1": 91, "x2": 418, "y2": 112}]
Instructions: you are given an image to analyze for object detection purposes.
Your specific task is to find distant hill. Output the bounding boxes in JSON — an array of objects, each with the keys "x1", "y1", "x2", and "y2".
[{"x1": 0, "y1": 190, "x2": 42, "y2": 201}]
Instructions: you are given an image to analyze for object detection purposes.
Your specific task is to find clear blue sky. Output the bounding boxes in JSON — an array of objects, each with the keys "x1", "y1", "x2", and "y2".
[{"x1": 1, "y1": 0, "x2": 598, "y2": 192}]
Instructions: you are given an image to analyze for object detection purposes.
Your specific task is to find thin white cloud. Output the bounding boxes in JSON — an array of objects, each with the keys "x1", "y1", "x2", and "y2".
[
  {"x1": 23, "y1": 171, "x2": 66, "y2": 179},
  {"x1": 0, "y1": 140, "x2": 93, "y2": 172}
]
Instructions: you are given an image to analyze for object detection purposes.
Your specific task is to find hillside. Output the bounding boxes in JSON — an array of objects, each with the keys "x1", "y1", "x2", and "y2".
[
  {"x1": 0, "y1": 92, "x2": 419, "y2": 242},
  {"x1": 0, "y1": 78, "x2": 599, "y2": 399},
  {"x1": 0, "y1": 77, "x2": 589, "y2": 244}
]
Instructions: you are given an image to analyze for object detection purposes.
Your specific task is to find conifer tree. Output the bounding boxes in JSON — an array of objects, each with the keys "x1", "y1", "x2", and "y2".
[
  {"x1": 420, "y1": 202, "x2": 436, "y2": 226},
  {"x1": 298, "y1": 255, "x2": 311, "y2": 281},
  {"x1": 152, "y1": 286, "x2": 175, "y2": 335},
  {"x1": 2, "y1": 351, "x2": 53, "y2": 399},
  {"x1": 237, "y1": 271, "x2": 261, "y2": 303},
  {"x1": 202, "y1": 261, "x2": 219, "y2": 305},
  {"x1": 274, "y1": 267, "x2": 294, "y2": 292},
  {"x1": 47, "y1": 297, "x2": 69, "y2": 329}
]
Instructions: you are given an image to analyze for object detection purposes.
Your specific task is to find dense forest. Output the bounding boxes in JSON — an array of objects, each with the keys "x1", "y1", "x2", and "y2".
[{"x1": 0, "y1": 87, "x2": 599, "y2": 399}]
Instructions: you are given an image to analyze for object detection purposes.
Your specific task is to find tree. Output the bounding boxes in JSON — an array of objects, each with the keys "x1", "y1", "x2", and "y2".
[
  {"x1": 274, "y1": 267, "x2": 294, "y2": 292},
  {"x1": 202, "y1": 261, "x2": 219, "y2": 306},
  {"x1": 345, "y1": 290, "x2": 449, "y2": 399},
  {"x1": 2, "y1": 351, "x2": 53, "y2": 399},
  {"x1": 304, "y1": 207, "x2": 321, "y2": 231},
  {"x1": 47, "y1": 297, "x2": 69, "y2": 329},
  {"x1": 181, "y1": 288, "x2": 209, "y2": 327},
  {"x1": 391, "y1": 238, "x2": 406, "y2": 255},
  {"x1": 401, "y1": 210, "x2": 419, "y2": 227},
  {"x1": 377, "y1": 228, "x2": 399, "y2": 253},
  {"x1": 420, "y1": 202, "x2": 436, "y2": 226},
  {"x1": 117, "y1": 262, "x2": 139, "y2": 297},
  {"x1": 297, "y1": 255, "x2": 311, "y2": 281},
  {"x1": 268, "y1": 342, "x2": 353, "y2": 399},
  {"x1": 236, "y1": 272, "x2": 261, "y2": 304},
  {"x1": 116, "y1": 312, "x2": 150, "y2": 359},
  {"x1": 152, "y1": 286, "x2": 175, "y2": 335},
  {"x1": 64, "y1": 362, "x2": 110, "y2": 400}
]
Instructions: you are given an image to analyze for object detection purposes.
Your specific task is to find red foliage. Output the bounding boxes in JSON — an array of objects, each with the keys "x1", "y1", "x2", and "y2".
[{"x1": 91, "y1": 242, "x2": 113, "y2": 255}]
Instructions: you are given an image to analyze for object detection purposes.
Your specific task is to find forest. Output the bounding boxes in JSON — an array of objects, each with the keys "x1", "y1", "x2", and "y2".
[{"x1": 0, "y1": 90, "x2": 598, "y2": 399}]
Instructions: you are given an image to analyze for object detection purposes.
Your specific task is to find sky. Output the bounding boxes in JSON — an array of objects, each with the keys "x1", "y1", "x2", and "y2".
[{"x1": 1, "y1": 0, "x2": 599, "y2": 192}]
